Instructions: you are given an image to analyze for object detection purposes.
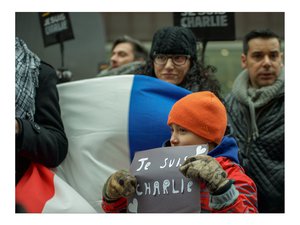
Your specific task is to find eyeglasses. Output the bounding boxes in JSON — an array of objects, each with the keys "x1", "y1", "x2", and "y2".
[{"x1": 154, "y1": 54, "x2": 191, "y2": 66}]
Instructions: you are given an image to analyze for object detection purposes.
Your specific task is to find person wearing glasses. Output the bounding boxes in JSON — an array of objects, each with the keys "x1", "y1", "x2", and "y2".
[{"x1": 135, "y1": 26, "x2": 221, "y2": 99}]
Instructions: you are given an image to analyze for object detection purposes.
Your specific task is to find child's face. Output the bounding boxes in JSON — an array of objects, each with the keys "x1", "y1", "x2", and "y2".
[{"x1": 169, "y1": 124, "x2": 210, "y2": 147}]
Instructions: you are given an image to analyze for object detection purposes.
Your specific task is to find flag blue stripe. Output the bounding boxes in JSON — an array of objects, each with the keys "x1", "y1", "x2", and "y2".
[{"x1": 128, "y1": 75, "x2": 191, "y2": 161}]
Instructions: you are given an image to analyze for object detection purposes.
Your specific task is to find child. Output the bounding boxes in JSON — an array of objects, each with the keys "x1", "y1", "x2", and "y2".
[{"x1": 102, "y1": 91, "x2": 258, "y2": 213}]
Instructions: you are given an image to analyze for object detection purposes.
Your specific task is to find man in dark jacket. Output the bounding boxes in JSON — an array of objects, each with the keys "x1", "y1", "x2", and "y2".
[
  {"x1": 225, "y1": 29, "x2": 284, "y2": 213},
  {"x1": 15, "y1": 37, "x2": 68, "y2": 184}
]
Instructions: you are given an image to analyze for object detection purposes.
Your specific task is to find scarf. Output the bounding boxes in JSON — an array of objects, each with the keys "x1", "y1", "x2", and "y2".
[
  {"x1": 231, "y1": 68, "x2": 284, "y2": 140},
  {"x1": 15, "y1": 37, "x2": 40, "y2": 122}
]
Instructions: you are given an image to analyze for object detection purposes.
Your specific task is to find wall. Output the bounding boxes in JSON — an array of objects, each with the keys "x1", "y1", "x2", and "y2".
[
  {"x1": 16, "y1": 12, "x2": 107, "y2": 81},
  {"x1": 102, "y1": 12, "x2": 284, "y2": 41},
  {"x1": 16, "y1": 12, "x2": 284, "y2": 91}
]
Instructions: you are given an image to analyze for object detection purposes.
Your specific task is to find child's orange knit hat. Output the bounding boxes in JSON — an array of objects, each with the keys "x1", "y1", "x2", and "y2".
[{"x1": 167, "y1": 91, "x2": 227, "y2": 144}]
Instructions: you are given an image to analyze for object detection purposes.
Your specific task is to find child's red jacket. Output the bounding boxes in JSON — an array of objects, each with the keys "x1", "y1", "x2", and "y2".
[{"x1": 102, "y1": 136, "x2": 258, "y2": 213}]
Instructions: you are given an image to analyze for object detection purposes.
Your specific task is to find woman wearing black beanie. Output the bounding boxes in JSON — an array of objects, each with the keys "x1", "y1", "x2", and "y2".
[{"x1": 135, "y1": 26, "x2": 221, "y2": 99}]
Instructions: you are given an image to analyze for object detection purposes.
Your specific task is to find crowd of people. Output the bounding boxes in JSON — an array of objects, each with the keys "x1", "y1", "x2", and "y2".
[{"x1": 15, "y1": 26, "x2": 284, "y2": 213}]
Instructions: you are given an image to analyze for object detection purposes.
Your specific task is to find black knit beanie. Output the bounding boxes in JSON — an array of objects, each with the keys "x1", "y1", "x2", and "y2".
[{"x1": 150, "y1": 26, "x2": 197, "y2": 60}]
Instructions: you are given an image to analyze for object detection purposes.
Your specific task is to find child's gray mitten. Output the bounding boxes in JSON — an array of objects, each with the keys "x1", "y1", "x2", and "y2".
[
  {"x1": 179, "y1": 155, "x2": 229, "y2": 194},
  {"x1": 103, "y1": 170, "x2": 137, "y2": 201}
]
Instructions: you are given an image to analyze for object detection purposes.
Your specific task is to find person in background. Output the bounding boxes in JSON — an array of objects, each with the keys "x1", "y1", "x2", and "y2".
[
  {"x1": 101, "y1": 91, "x2": 258, "y2": 213},
  {"x1": 15, "y1": 37, "x2": 68, "y2": 185},
  {"x1": 225, "y1": 29, "x2": 284, "y2": 213},
  {"x1": 97, "y1": 35, "x2": 148, "y2": 77},
  {"x1": 135, "y1": 26, "x2": 221, "y2": 98}
]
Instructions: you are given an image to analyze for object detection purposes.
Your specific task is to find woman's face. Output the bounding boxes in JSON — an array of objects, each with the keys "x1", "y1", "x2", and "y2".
[{"x1": 154, "y1": 56, "x2": 191, "y2": 85}]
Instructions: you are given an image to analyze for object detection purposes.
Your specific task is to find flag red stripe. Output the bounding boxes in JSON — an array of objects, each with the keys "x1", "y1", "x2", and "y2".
[{"x1": 16, "y1": 163, "x2": 55, "y2": 213}]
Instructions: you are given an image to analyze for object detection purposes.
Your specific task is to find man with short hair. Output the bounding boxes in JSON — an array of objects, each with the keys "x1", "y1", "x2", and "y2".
[
  {"x1": 97, "y1": 35, "x2": 148, "y2": 77},
  {"x1": 225, "y1": 29, "x2": 284, "y2": 213}
]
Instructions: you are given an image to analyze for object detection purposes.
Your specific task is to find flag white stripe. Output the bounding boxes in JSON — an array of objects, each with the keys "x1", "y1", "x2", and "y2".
[
  {"x1": 42, "y1": 174, "x2": 96, "y2": 213},
  {"x1": 56, "y1": 75, "x2": 134, "y2": 212}
]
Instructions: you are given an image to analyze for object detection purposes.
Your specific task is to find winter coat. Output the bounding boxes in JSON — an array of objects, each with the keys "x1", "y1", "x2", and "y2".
[
  {"x1": 101, "y1": 136, "x2": 258, "y2": 213},
  {"x1": 15, "y1": 62, "x2": 68, "y2": 184},
  {"x1": 225, "y1": 69, "x2": 284, "y2": 213}
]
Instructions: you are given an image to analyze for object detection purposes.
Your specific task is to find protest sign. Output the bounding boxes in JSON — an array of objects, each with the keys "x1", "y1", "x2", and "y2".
[
  {"x1": 129, "y1": 144, "x2": 208, "y2": 213},
  {"x1": 39, "y1": 12, "x2": 74, "y2": 47},
  {"x1": 173, "y1": 12, "x2": 235, "y2": 41}
]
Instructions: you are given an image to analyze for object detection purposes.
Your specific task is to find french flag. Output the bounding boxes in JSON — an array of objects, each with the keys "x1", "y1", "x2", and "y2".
[{"x1": 16, "y1": 75, "x2": 190, "y2": 213}]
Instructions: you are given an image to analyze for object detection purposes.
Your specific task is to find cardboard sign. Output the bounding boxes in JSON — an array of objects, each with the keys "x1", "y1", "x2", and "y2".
[
  {"x1": 173, "y1": 12, "x2": 235, "y2": 41},
  {"x1": 128, "y1": 145, "x2": 208, "y2": 213},
  {"x1": 39, "y1": 12, "x2": 74, "y2": 47}
]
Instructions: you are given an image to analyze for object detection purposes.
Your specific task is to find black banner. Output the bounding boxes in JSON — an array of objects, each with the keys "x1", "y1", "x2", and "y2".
[
  {"x1": 39, "y1": 12, "x2": 74, "y2": 47},
  {"x1": 173, "y1": 12, "x2": 235, "y2": 41}
]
